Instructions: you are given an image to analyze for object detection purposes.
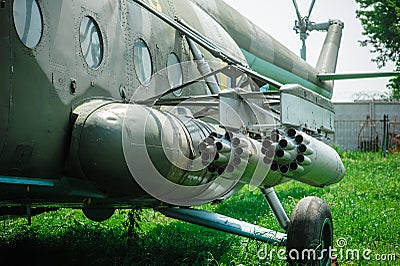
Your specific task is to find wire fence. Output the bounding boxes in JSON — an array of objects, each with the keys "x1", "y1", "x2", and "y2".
[{"x1": 334, "y1": 118, "x2": 400, "y2": 151}]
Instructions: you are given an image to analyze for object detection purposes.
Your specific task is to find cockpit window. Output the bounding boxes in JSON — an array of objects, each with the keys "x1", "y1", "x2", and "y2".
[
  {"x1": 79, "y1": 16, "x2": 104, "y2": 69},
  {"x1": 13, "y1": 0, "x2": 43, "y2": 48},
  {"x1": 167, "y1": 53, "x2": 183, "y2": 96},
  {"x1": 134, "y1": 39, "x2": 153, "y2": 85}
]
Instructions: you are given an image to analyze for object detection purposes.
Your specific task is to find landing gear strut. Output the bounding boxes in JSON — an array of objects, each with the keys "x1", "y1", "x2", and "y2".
[
  {"x1": 159, "y1": 192, "x2": 335, "y2": 265},
  {"x1": 260, "y1": 188, "x2": 335, "y2": 265}
]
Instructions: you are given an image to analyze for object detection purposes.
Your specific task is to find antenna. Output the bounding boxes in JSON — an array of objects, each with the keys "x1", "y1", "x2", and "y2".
[{"x1": 291, "y1": 0, "x2": 330, "y2": 60}]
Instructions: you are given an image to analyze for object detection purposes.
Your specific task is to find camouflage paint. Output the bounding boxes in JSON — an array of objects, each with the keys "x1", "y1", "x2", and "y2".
[
  {"x1": 0, "y1": 0, "x2": 249, "y2": 206},
  {"x1": 0, "y1": 0, "x2": 342, "y2": 209}
]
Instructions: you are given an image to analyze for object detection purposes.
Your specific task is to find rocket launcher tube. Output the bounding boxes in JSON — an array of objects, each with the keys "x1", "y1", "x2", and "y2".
[
  {"x1": 262, "y1": 139, "x2": 273, "y2": 149},
  {"x1": 215, "y1": 140, "x2": 231, "y2": 153},
  {"x1": 213, "y1": 153, "x2": 229, "y2": 165},
  {"x1": 289, "y1": 162, "x2": 304, "y2": 174},
  {"x1": 71, "y1": 101, "x2": 344, "y2": 206},
  {"x1": 296, "y1": 154, "x2": 312, "y2": 166},
  {"x1": 295, "y1": 133, "x2": 311, "y2": 145},
  {"x1": 287, "y1": 128, "x2": 299, "y2": 138},
  {"x1": 290, "y1": 135, "x2": 345, "y2": 187},
  {"x1": 298, "y1": 144, "x2": 314, "y2": 155},
  {"x1": 278, "y1": 138, "x2": 296, "y2": 150},
  {"x1": 275, "y1": 149, "x2": 297, "y2": 162}
]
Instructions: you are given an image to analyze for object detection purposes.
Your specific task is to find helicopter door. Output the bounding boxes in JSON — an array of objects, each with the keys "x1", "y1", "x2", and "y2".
[{"x1": 0, "y1": 1, "x2": 11, "y2": 158}]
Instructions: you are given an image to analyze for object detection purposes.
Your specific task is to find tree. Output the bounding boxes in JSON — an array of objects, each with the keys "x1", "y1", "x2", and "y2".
[{"x1": 355, "y1": 0, "x2": 400, "y2": 98}]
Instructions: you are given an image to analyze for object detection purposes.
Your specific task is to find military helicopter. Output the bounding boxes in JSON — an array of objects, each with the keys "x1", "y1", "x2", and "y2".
[{"x1": 1, "y1": 0, "x2": 398, "y2": 264}]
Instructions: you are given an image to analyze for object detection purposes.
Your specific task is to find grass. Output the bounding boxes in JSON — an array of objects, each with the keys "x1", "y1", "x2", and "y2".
[{"x1": 0, "y1": 152, "x2": 399, "y2": 265}]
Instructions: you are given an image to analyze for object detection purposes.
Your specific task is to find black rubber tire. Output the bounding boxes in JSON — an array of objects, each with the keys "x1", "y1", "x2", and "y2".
[{"x1": 286, "y1": 196, "x2": 333, "y2": 266}]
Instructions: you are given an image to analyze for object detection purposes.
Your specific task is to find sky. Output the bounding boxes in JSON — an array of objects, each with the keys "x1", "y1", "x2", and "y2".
[{"x1": 223, "y1": 0, "x2": 396, "y2": 102}]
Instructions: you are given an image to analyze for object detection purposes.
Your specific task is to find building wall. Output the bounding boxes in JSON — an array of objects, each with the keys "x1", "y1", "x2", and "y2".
[{"x1": 333, "y1": 101, "x2": 400, "y2": 150}]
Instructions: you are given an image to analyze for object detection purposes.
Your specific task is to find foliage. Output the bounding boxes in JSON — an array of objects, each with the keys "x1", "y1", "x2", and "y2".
[
  {"x1": 388, "y1": 75, "x2": 400, "y2": 99},
  {"x1": 355, "y1": 0, "x2": 400, "y2": 98},
  {"x1": 0, "y1": 152, "x2": 399, "y2": 265}
]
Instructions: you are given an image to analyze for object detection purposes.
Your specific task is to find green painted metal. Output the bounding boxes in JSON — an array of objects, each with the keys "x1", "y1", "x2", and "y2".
[
  {"x1": 192, "y1": 0, "x2": 334, "y2": 99},
  {"x1": 0, "y1": 0, "x2": 343, "y2": 210},
  {"x1": 241, "y1": 49, "x2": 332, "y2": 98},
  {"x1": 318, "y1": 71, "x2": 400, "y2": 81},
  {"x1": 0, "y1": 176, "x2": 55, "y2": 187},
  {"x1": 158, "y1": 207, "x2": 287, "y2": 245},
  {"x1": 0, "y1": 2, "x2": 10, "y2": 160}
]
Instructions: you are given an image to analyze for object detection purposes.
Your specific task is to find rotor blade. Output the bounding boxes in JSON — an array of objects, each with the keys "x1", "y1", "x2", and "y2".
[
  {"x1": 318, "y1": 71, "x2": 400, "y2": 81},
  {"x1": 291, "y1": 0, "x2": 302, "y2": 21},
  {"x1": 307, "y1": 0, "x2": 316, "y2": 18}
]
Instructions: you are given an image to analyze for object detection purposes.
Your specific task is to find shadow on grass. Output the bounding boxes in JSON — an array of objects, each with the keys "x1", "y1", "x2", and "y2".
[
  {"x1": 0, "y1": 185, "x2": 331, "y2": 266},
  {"x1": 0, "y1": 216, "x2": 237, "y2": 266},
  {"x1": 1, "y1": 223, "x2": 127, "y2": 265}
]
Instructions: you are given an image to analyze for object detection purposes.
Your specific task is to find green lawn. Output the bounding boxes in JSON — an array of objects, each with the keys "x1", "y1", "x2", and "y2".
[{"x1": 0, "y1": 152, "x2": 399, "y2": 265}]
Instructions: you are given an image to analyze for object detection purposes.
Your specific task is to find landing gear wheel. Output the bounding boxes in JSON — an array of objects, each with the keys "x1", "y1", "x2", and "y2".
[{"x1": 286, "y1": 196, "x2": 333, "y2": 266}]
